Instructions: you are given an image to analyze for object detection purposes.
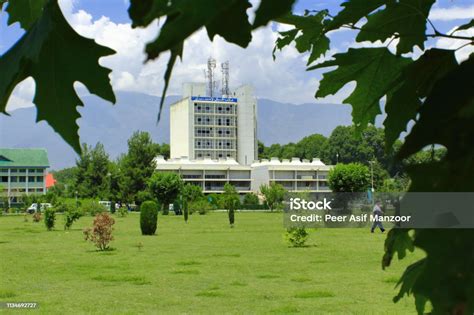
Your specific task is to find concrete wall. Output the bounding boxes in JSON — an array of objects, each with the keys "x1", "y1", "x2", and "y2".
[
  {"x1": 235, "y1": 85, "x2": 257, "y2": 166},
  {"x1": 170, "y1": 99, "x2": 191, "y2": 159}
]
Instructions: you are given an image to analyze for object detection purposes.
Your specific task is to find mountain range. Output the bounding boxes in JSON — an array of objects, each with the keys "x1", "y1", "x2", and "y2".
[{"x1": 0, "y1": 91, "x2": 353, "y2": 169}]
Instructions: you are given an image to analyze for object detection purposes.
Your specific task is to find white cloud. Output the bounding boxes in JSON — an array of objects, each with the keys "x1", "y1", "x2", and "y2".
[
  {"x1": 5, "y1": 78, "x2": 35, "y2": 112},
  {"x1": 4, "y1": 0, "x2": 350, "y2": 111},
  {"x1": 429, "y1": 5, "x2": 474, "y2": 21},
  {"x1": 435, "y1": 28, "x2": 474, "y2": 62}
]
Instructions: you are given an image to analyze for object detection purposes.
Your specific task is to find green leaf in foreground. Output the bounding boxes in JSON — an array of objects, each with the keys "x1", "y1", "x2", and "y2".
[
  {"x1": 328, "y1": 0, "x2": 385, "y2": 31},
  {"x1": 356, "y1": 0, "x2": 435, "y2": 54},
  {"x1": 5, "y1": 0, "x2": 48, "y2": 29},
  {"x1": 384, "y1": 49, "x2": 458, "y2": 149},
  {"x1": 253, "y1": 0, "x2": 296, "y2": 28},
  {"x1": 398, "y1": 56, "x2": 474, "y2": 160},
  {"x1": 0, "y1": 0, "x2": 116, "y2": 153},
  {"x1": 310, "y1": 48, "x2": 411, "y2": 131}
]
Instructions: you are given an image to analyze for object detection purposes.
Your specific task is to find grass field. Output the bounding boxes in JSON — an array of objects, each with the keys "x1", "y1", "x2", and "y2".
[{"x1": 0, "y1": 212, "x2": 422, "y2": 314}]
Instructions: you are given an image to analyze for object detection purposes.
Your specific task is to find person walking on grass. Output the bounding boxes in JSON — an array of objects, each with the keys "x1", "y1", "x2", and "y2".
[{"x1": 371, "y1": 200, "x2": 385, "y2": 233}]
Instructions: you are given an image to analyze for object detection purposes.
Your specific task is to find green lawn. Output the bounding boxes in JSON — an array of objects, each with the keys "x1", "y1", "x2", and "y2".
[{"x1": 0, "y1": 212, "x2": 422, "y2": 314}]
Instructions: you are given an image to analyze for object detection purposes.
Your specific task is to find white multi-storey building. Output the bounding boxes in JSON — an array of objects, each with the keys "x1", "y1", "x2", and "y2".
[
  {"x1": 170, "y1": 83, "x2": 257, "y2": 165},
  {"x1": 157, "y1": 80, "x2": 334, "y2": 194}
]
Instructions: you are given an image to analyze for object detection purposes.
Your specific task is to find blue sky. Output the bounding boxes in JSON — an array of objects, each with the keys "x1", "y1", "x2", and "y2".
[{"x1": 1, "y1": 0, "x2": 473, "y2": 109}]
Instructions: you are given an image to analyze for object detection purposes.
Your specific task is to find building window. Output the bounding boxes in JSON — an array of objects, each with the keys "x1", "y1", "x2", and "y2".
[
  {"x1": 1, "y1": 176, "x2": 8, "y2": 183},
  {"x1": 28, "y1": 176, "x2": 35, "y2": 182},
  {"x1": 19, "y1": 169, "x2": 26, "y2": 173},
  {"x1": 19, "y1": 177, "x2": 26, "y2": 182},
  {"x1": 11, "y1": 176, "x2": 18, "y2": 182},
  {"x1": 36, "y1": 176, "x2": 43, "y2": 182},
  {"x1": 10, "y1": 169, "x2": 18, "y2": 173},
  {"x1": 36, "y1": 188, "x2": 44, "y2": 193},
  {"x1": 36, "y1": 169, "x2": 43, "y2": 173}
]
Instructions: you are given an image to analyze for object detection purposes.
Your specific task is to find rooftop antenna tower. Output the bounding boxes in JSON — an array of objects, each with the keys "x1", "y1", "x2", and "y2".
[
  {"x1": 205, "y1": 57, "x2": 217, "y2": 97},
  {"x1": 221, "y1": 61, "x2": 230, "y2": 97}
]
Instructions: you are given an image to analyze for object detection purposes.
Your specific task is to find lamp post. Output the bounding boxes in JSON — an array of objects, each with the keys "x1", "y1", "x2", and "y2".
[{"x1": 336, "y1": 153, "x2": 339, "y2": 164}]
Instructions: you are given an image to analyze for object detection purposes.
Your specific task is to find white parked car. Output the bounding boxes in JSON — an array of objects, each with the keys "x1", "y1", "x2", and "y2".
[
  {"x1": 98, "y1": 201, "x2": 111, "y2": 211},
  {"x1": 26, "y1": 203, "x2": 52, "y2": 214}
]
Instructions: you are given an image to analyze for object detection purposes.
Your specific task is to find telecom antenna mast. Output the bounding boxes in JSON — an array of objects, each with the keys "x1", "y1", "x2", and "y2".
[
  {"x1": 221, "y1": 61, "x2": 230, "y2": 97},
  {"x1": 205, "y1": 57, "x2": 217, "y2": 97}
]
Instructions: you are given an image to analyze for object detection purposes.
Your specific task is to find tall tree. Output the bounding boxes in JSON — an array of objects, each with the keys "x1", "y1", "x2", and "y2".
[
  {"x1": 119, "y1": 131, "x2": 160, "y2": 203},
  {"x1": 74, "y1": 143, "x2": 110, "y2": 198}
]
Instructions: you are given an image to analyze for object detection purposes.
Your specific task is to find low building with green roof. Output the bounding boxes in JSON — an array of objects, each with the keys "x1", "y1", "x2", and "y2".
[{"x1": 0, "y1": 148, "x2": 50, "y2": 200}]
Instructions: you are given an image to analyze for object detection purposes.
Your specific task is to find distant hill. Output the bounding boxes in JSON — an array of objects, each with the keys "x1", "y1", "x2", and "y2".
[{"x1": 0, "y1": 91, "x2": 353, "y2": 169}]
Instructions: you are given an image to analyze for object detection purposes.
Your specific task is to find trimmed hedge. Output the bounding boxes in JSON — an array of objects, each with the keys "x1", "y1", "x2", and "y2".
[{"x1": 140, "y1": 201, "x2": 158, "y2": 235}]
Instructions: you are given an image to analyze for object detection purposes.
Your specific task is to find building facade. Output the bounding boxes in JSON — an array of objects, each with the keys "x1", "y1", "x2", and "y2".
[
  {"x1": 251, "y1": 158, "x2": 331, "y2": 193},
  {"x1": 170, "y1": 83, "x2": 257, "y2": 165},
  {"x1": 0, "y1": 148, "x2": 50, "y2": 199},
  {"x1": 155, "y1": 155, "x2": 252, "y2": 194}
]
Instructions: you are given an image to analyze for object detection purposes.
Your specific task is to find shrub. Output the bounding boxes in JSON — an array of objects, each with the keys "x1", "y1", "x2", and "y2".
[
  {"x1": 32, "y1": 212, "x2": 42, "y2": 222},
  {"x1": 285, "y1": 227, "x2": 309, "y2": 247},
  {"x1": 221, "y1": 184, "x2": 239, "y2": 227},
  {"x1": 81, "y1": 200, "x2": 107, "y2": 216},
  {"x1": 64, "y1": 209, "x2": 82, "y2": 230},
  {"x1": 117, "y1": 206, "x2": 128, "y2": 217},
  {"x1": 189, "y1": 199, "x2": 211, "y2": 215},
  {"x1": 140, "y1": 201, "x2": 158, "y2": 235},
  {"x1": 54, "y1": 202, "x2": 75, "y2": 213},
  {"x1": 44, "y1": 208, "x2": 56, "y2": 231},
  {"x1": 83, "y1": 213, "x2": 115, "y2": 251},
  {"x1": 243, "y1": 193, "x2": 259, "y2": 208}
]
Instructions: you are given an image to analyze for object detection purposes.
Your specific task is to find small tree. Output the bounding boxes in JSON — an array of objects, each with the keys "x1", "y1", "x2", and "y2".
[
  {"x1": 148, "y1": 172, "x2": 183, "y2": 215},
  {"x1": 221, "y1": 183, "x2": 240, "y2": 227},
  {"x1": 44, "y1": 208, "x2": 56, "y2": 230},
  {"x1": 83, "y1": 213, "x2": 115, "y2": 251},
  {"x1": 285, "y1": 227, "x2": 309, "y2": 247},
  {"x1": 260, "y1": 183, "x2": 286, "y2": 211},
  {"x1": 64, "y1": 207, "x2": 83, "y2": 230},
  {"x1": 181, "y1": 184, "x2": 203, "y2": 222},
  {"x1": 140, "y1": 201, "x2": 158, "y2": 235}
]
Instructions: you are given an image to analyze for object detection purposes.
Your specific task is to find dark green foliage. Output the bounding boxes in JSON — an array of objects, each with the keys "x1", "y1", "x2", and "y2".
[
  {"x1": 5, "y1": 0, "x2": 48, "y2": 29},
  {"x1": 285, "y1": 227, "x2": 309, "y2": 247},
  {"x1": 243, "y1": 193, "x2": 259, "y2": 208},
  {"x1": 140, "y1": 201, "x2": 158, "y2": 235},
  {"x1": 73, "y1": 143, "x2": 110, "y2": 198},
  {"x1": 311, "y1": 48, "x2": 411, "y2": 132},
  {"x1": 0, "y1": 0, "x2": 115, "y2": 152},
  {"x1": 80, "y1": 200, "x2": 106, "y2": 216},
  {"x1": 119, "y1": 132, "x2": 160, "y2": 204},
  {"x1": 44, "y1": 208, "x2": 55, "y2": 231}
]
